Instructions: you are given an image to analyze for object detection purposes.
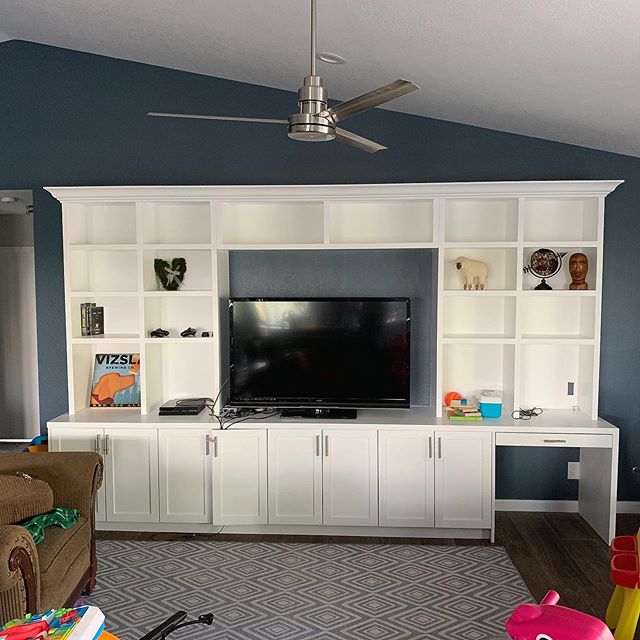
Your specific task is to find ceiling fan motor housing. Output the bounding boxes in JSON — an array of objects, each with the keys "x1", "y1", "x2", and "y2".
[{"x1": 288, "y1": 75, "x2": 336, "y2": 141}]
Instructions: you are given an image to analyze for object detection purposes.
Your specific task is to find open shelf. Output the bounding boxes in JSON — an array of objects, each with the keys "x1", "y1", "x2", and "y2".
[
  {"x1": 328, "y1": 200, "x2": 433, "y2": 244},
  {"x1": 143, "y1": 249, "x2": 212, "y2": 292},
  {"x1": 218, "y1": 201, "x2": 324, "y2": 245},
  {"x1": 523, "y1": 198, "x2": 599, "y2": 242},
  {"x1": 442, "y1": 295, "x2": 516, "y2": 339},
  {"x1": 444, "y1": 248, "x2": 517, "y2": 291},
  {"x1": 519, "y1": 295, "x2": 596, "y2": 340},
  {"x1": 68, "y1": 250, "x2": 138, "y2": 292},
  {"x1": 442, "y1": 343, "x2": 515, "y2": 411},
  {"x1": 144, "y1": 295, "x2": 214, "y2": 339},
  {"x1": 69, "y1": 295, "x2": 140, "y2": 339},
  {"x1": 140, "y1": 201, "x2": 211, "y2": 244},
  {"x1": 519, "y1": 343, "x2": 595, "y2": 415},
  {"x1": 522, "y1": 246, "x2": 597, "y2": 291},
  {"x1": 70, "y1": 342, "x2": 141, "y2": 413},
  {"x1": 444, "y1": 198, "x2": 518, "y2": 242},
  {"x1": 65, "y1": 203, "x2": 137, "y2": 245},
  {"x1": 144, "y1": 342, "x2": 216, "y2": 412}
]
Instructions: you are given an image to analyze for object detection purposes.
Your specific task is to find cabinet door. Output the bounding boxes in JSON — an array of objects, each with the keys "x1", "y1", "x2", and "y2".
[
  {"x1": 213, "y1": 430, "x2": 267, "y2": 525},
  {"x1": 434, "y1": 431, "x2": 492, "y2": 528},
  {"x1": 103, "y1": 428, "x2": 159, "y2": 523},
  {"x1": 158, "y1": 428, "x2": 212, "y2": 524},
  {"x1": 48, "y1": 425, "x2": 107, "y2": 522},
  {"x1": 322, "y1": 429, "x2": 378, "y2": 526},
  {"x1": 379, "y1": 430, "x2": 435, "y2": 527},
  {"x1": 268, "y1": 429, "x2": 322, "y2": 525}
]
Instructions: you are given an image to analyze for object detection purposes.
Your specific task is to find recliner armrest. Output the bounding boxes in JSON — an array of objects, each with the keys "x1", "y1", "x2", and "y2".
[{"x1": 0, "y1": 524, "x2": 40, "y2": 615}]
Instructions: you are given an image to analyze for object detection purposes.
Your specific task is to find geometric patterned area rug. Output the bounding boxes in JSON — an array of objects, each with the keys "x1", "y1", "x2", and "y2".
[{"x1": 90, "y1": 540, "x2": 530, "y2": 640}]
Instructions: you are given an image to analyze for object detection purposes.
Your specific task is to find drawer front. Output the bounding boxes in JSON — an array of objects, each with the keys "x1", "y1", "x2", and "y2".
[{"x1": 495, "y1": 432, "x2": 612, "y2": 448}]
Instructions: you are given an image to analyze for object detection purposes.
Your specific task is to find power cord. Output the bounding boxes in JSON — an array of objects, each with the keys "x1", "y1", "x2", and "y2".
[
  {"x1": 139, "y1": 611, "x2": 214, "y2": 640},
  {"x1": 221, "y1": 410, "x2": 280, "y2": 429},
  {"x1": 511, "y1": 407, "x2": 543, "y2": 420}
]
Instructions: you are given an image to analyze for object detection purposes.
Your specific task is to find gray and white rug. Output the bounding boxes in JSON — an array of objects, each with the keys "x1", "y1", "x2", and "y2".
[{"x1": 90, "y1": 540, "x2": 529, "y2": 640}]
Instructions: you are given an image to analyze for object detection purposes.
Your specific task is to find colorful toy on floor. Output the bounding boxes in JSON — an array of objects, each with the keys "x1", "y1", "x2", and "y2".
[
  {"x1": 606, "y1": 528, "x2": 640, "y2": 640},
  {"x1": 1, "y1": 606, "x2": 104, "y2": 640},
  {"x1": 505, "y1": 590, "x2": 614, "y2": 640}
]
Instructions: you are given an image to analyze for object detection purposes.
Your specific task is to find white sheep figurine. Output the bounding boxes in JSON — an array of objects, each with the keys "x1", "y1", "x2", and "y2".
[{"x1": 452, "y1": 256, "x2": 489, "y2": 290}]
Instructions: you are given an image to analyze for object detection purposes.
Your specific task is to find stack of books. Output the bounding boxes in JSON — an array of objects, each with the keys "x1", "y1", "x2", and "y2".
[
  {"x1": 447, "y1": 398, "x2": 483, "y2": 422},
  {"x1": 80, "y1": 303, "x2": 104, "y2": 336}
]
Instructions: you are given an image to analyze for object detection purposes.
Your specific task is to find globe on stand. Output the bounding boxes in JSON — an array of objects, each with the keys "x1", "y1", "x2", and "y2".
[{"x1": 523, "y1": 248, "x2": 567, "y2": 290}]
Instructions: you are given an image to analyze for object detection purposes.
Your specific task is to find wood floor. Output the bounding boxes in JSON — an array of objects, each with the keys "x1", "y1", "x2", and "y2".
[{"x1": 98, "y1": 512, "x2": 640, "y2": 625}]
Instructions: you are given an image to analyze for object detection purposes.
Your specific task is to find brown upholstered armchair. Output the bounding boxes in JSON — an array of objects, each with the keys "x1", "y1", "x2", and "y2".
[{"x1": 0, "y1": 452, "x2": 103, "y2": 625}]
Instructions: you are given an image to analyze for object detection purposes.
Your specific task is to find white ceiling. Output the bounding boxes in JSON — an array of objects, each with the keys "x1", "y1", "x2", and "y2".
[{"x1": 2, "y1": 0, "x2": 640, "y2": 157}]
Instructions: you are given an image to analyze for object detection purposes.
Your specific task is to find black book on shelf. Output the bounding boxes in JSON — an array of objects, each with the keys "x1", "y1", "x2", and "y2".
[
  {"x1": 88, "y1": 306, "x2": 104, "y2": 336},
  {"x1": 80, "y1": 302, "x2": 96, "y2": 337}
]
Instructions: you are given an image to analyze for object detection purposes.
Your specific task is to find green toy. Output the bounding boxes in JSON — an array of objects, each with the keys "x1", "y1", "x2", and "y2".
[{"x1": 21, "y1": 508, "x2": 80, "y2": 544}]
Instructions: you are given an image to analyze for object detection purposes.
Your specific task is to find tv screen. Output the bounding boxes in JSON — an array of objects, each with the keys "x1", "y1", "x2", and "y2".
[{"x1": 229, "y1": 298, "x2": 410, "y2": 408}]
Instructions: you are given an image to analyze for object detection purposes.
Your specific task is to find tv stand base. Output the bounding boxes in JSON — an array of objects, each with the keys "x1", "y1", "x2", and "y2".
[{"x1": 280, "y1": 408, "x2": 358, "y2": 420}]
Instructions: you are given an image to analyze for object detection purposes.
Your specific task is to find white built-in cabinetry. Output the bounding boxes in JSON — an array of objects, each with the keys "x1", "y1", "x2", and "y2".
[{"x1": 46, "y1": 182, "x2": 622, "y2": 542}]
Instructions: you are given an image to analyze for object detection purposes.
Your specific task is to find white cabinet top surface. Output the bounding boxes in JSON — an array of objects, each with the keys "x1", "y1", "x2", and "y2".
[{"x1": 48, "y1": 407, "x2": 617, "y2": 434}]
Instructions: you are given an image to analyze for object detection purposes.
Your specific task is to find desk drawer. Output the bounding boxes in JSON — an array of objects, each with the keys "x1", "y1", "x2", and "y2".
[{"x1": 495, "y1": 433, "x2": 612, "y2": 448}]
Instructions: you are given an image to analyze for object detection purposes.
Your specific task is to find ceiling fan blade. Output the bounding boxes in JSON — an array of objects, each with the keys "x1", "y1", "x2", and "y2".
[
  {"x1": 320, "y1": 80, "x2": 419, "y2": 124},
  {"x1": 147, "y1": 112, "x2": 288, "y2": 124},
  {"x1": 334, "y1": 128, "x2": 387, "y2": 153}
]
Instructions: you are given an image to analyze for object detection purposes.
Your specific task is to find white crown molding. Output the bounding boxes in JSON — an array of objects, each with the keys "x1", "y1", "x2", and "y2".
[{"x1": 45, "y1": 180, "x2": 624, "y2": 203}]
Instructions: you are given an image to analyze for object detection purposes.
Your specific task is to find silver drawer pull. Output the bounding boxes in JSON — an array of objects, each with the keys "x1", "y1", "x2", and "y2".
[
  {"x1": 95, "y1": 434, "x2": 101, "y2": 454},
  {"x1": 428, "y1": 436, "x2": 432, "y2": 459},
  {"x1": 543, "y1": 439, "x2": 567, "y2": 443},
  {"x1": 316, "y1": 435, "x2": 320, "y2": 457},
  {"x1": 324, "y1": 435, "x2": 329, "y2": 457}
]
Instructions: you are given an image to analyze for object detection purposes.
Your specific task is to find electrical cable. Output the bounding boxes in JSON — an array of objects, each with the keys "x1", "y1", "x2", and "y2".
[
  {"x1": 511, "y1": 407, "x2": 543, "y2": 420},
  {"x1": 222, "y1": 410, "x2": 280, "y2": 430}
]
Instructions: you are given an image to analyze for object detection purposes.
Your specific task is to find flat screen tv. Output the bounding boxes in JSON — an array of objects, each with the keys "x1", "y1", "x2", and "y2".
[{"x1": 229, "y1": 298, "x2": 410, "y2": 411}]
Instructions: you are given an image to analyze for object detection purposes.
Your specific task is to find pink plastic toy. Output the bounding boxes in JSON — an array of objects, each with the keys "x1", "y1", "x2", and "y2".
[{"x1": 505, "y1": 590, "x2": 614, "y2": 640}]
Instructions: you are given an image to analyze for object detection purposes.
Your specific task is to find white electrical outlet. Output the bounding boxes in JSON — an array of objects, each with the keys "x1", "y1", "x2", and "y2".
[{"x1": 568, "y1": 462, "x2": 580, "y2": 480}]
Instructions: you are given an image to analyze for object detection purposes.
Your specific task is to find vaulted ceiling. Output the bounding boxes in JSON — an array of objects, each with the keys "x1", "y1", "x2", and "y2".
[{"x1": 2, "y1": 0, "x2": 639, "y2": 157}]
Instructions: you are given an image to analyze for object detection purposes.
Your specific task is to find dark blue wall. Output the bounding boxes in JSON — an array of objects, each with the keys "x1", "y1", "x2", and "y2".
[{"x1": 2, "y1": 40, "x2": 639, "y2": 501}]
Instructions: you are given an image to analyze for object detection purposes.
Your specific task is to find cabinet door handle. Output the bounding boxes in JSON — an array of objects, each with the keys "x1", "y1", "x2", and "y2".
[
  {"x1": 213, "y1": 436, "x2": 218, "y2": 457},
  {"x1": 437, "y1": 437, "x2": 442, "y2": 460},
  {"x1": 428, "y1": 436, "x2": 432, "y2": 459},
  {"x1": 206, "y1": 434, "x2": 215, "y2": 456},
  {"x1": 315, "y1": 434, "x2": 321, "y2": 457},
  {"x1": 104, "y1": 434, "x2": 110, "y2": 456},
  {"x1": 543, "y1": 439, "x2": 567, "y2": 443},
  {"x1": 324, "y1": 435, "x2": 329, "y2": 457},
  {"x1": 95, "y1": 434, "x2": 101, "y2": 454}
]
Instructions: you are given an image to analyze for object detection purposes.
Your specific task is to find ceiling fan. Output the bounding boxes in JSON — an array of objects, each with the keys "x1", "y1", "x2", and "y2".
[{"x1": 147, "y1": 0, "x2": 419, "y2": 153}]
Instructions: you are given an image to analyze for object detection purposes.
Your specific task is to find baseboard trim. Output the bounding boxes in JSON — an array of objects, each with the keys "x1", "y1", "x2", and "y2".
[
  {"x1": 496, "y1": 499, "x2": 578, "y2": 513},
  {"x1": 497, "y1": 499, "x2": 640, "y2": 514},
  {"x1": 617, "y1": 501, "x2": 640, "y2": 514}
]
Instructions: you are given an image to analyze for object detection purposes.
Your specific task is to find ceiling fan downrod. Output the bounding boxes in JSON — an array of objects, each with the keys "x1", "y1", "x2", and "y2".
[{"x1": 288, "y1": 0, "x2": 336, "y2": 142}]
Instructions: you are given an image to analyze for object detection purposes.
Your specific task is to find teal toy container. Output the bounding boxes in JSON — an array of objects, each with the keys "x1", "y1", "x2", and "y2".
[{"x1": 477, "y1": 391, "x2": 502, "y2": 418}]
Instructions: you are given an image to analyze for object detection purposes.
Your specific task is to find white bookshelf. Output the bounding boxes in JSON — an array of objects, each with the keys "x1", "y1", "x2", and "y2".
[{"x1": 48, "y1": 181, "x2": 621, "y2": 420}]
